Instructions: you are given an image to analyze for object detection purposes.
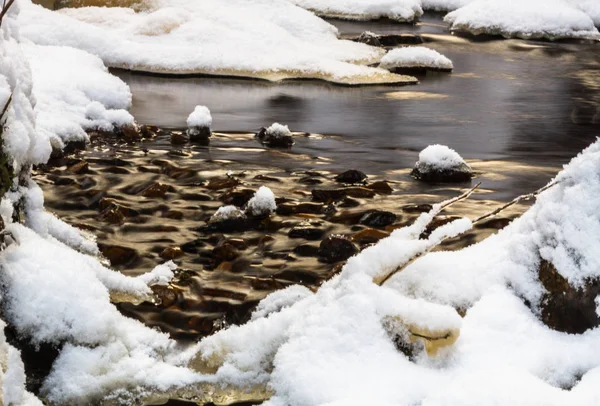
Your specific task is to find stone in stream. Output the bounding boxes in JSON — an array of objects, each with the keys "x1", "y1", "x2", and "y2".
[
  {"x1": 206, "y1": 205, "x2": 249, "y2": 233},
  {"x1": 276, "y1": 202, "x2": 325, "y2": 216},
  {"x1": 334, "y1": 169, "x2": 367, "y2": 184},
  {"x1": 220, "y1": 188, "x2": 255, "y2": 207},
  {"x1": 360, "y1": 210, "x2": 397, "y2": 228},
  {"x1": 206, "y1": 177, "x2": 241, "y2": 191},
  {"x1": 318, "y1": 235, "x2": 359, "y2": 263},
  {"x1": 161, "y1": 246, "x2": 184, "y2": 260},
  {"x1": 411, "y1": 145, "x2": 473, "y2": 183},
  {"x1": 355, "y1": 31, "x2": 424, "y2": 47},
  {"x1": 366, "y1": 180, "x2": 393, "y2": 194},
  {"x1": 312, "y1": 187, "x2": 375, "y2": 203},
  {"x1": 351, "y1": 228, "x2": 390, "y2": 244},
  {"x1": 538, "y1": 260, "x2": 600, "y2": 334},
  {"x1": 288, "y1": 221, "x2": 325, "y2": 240},
  {"x1": 293, "y1": 243, "x2": 320, "y2": 257},
  {"x1": 170, "y1": 131, "x2": 189, "y2": 145},
  {"x1": 67, "y1": 160, "x2": 89, "y2": 174},
  {"x1": 256, "y1": 123, "x2": 294, "y2": 148},
  {"x1": 140, "y1": 182, "x2": 173, "y2": 198},
  {"x1": 98, "y1": 244, "x2": 139, "y2": 267},
  {"x1": 117, "y1": 123, "x2": 142, "y2": 143},
  {"x1": 212, "y1": 242, "x2": 240, "y2": 263},
  {"x1": 187, "y1": 105, "x2": 213, "y2": 142}
]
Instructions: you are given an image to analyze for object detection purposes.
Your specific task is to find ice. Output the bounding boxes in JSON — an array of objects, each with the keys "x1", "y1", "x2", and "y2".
[
  {"x1": 445, "y1": 0, "x2": 600, "y2": 40},
  {"x1": 380, "y1": 46, "x2": 453, "y2": 71},
  {"x1": 186, "y1": 105, "x2": 212, "y2": 128},
  {"x1": 290, "y1": 0, "x2": 422, "y2": 22},
  {"x1": 246, "y1": 186, "x2": 277, "y2": 217},
  {"x1": 17, "y1": 0, "x2": 415, "y2": 85}
]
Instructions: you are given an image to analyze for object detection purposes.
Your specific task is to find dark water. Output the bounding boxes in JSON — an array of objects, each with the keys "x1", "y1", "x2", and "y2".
[{"x1": 114, "y1": 16, "x2": 600, "y2": 197}]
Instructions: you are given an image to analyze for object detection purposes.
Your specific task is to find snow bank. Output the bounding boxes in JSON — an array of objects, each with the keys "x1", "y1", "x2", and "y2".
[
  {"x1": 290, "y1": 0, "x2": 422, "y2": 22},
  {"x1": 186, "y1": 105, "x2": 212, "y2": 128},
  {"x1": 445, "y1": 0, "x2": 600, "y2": 40},
  {"x1": 380, "y1": 46, "x2": 453, "y2": 71},
  {"x1": 196, "y1": 139, "x2": 600, "y2": 405},
  {"x1": 567, "y1": 0, "x2": 600, "y2": 26},
  {"x1": 23, "y1": 43, "x2": 134, "y2": 150},
  {"x1": 17, "y1": 0, "x2": 416, "y2": 86},
  {"x1": 246, "y1": 186, "x2": 277, "y2": 216},
  {"x1": 421, "y1": 0, "x2": 473, "y2": 11}
]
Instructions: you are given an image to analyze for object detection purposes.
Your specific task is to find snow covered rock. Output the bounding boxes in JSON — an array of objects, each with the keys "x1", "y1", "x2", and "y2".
[
  {"x1": 380, "y1": 46, "x2": 453, "y2": 73},
  {"x1": 186, "y1": 105, "x2": 212, "y2": 142},
  {"x1": 411, "y1": 144, "x2": 473, "y2": 182},
  {"x1": 256, "y1": 123, "x2": 294, "y2": 148},
  {"x1": 289, "y1": 0, "x2": 423, "y2": 22},
  {"x1": 17, "y1": 0, "x2": 416, "y2": 86},
  {"x1": 245, "y1": 186, "x2": 277, "y2": 217},
  {"x1": 445, "y1": 0, "x2": 600, "y2": 40}
]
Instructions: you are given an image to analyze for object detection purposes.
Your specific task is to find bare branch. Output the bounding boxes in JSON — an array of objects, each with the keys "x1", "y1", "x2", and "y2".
[
  {"x1": 0, "y1": 93, "x2": 12, "y2": 124},
  {"x1": 0, "y1": 0, "x2": 15, "y2": 28}
]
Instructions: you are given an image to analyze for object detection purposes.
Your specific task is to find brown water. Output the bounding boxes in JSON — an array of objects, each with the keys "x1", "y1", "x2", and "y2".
[{"x1": 34, "y1": 15, "x2": 600, "y2": 341}]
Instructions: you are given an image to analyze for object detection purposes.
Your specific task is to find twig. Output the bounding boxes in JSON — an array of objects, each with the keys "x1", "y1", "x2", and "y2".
[
  {"x1": 0, "y1": 93, "x2": 12, "y2": 124},
  {"x1": 374, "y1": 182, "x2": 481, "y2": 286},
  {"x1": 0, "y1": 0, "x2": 15, "y2": 28},
  {"x1": 473, "y1": 181, "x2": 558, "y2": 224}
]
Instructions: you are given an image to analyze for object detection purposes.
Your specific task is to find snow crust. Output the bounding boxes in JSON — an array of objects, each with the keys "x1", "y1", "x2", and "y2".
[
  {"x1": 380, "y1": 46, "x2": 453, "y2": 71},
  {"x1": 16, "y1": 0, "x2": 412, "y2": 85},
  {"x1": 416, "y1": 144, "x2": 468, "y2": 170},
  {"x1": 445, "y1": 0, "x2": 600, "y2": 40},
  {"x1": 290, "y1": 0, "x2": 423, "y2": 22},
  {"x1": 246, "y1": 186, "x2": 277, "y2": 216},
  {"x1": 186, "y1": 105, "x2": 212, "y2": 128}
]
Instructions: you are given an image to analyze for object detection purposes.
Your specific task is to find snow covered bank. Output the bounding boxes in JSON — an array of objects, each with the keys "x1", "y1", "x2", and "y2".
[
  {"x1": 445, "y1": 0, "x2": 600, "y2": 40},
  {"x1": 17, "y1": 0, "x2": 417, "y2": 86},
  {"x1": 421, "y1": 0, "x2": 473, "y2": 12},
  {"x1": 290, "y1": 0, "x2": 423, "y2": 22}
]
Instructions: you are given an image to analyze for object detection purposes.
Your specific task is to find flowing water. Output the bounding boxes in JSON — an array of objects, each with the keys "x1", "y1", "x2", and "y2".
[{"x1": 34, "y1": 12, "x2": 600, "y2": 343}]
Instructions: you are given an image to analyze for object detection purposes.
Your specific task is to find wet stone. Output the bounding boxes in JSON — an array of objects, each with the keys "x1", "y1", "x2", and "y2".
[
  {"x1": 351, "y1": 228, "x2": 390, "y2": 244},
  {"x1": 212, "y1": 242, "x2": 240, "y2": 263},
  {"x1": 219, "y1": 188, "x2": 254, "y2": 207},
  {"x1": 256, "y1": 127, "x2": 294, "y2": 148},
  {"x1": 360, "y1": 210, "x2": 397, "y2": 228},
  {"x1": 206, "y1": 177, "x2": 241, "y2": 191},
  {"x1": 151, "y1": 285, "x2": 177, "y2": 308},
  {"x1": 339, "y1": 197, "x2": 360, "y2": 208},
  {"x1": 67, "y1": 160, "x2": 89, "y2": 174},
  {"x1": 171, "y1": 132, "x2": 189, "y2": 145},
  {"x1": 163, "y1": 210, "x2": 184, "y2": 220},
  {"x1": 411, "y1": 162, "x2": 473, "y2": 183},
  {"x1": 334, "y1": 169, "x2": 367, "y2": 184},
  {"x1": 118, "y1": 124, "x2": 142, "y2": 143},
  {"x1": 312, "y1": 188, "x2": 375, "y2": 203},
  {"x1": 298, "y1": 177, "x2": 323, "y2": 185},
  {"x1": 288, "y1": 221, "x2": 325, "y2": 240},
  {"x1": 293, "y1": 243, "x2": 320, "y2": 257},
  {"x1": 161, "y1": 246, "x2": 184, "y2": 260},
  {"x1": 366, "y1": 180, "x2": 393, "y2": 194},
  {"x1": 276, "y1": 202, "x2": 324, "y2": 216},
  {"x1": 402, "y1": 203, "x2": 433, "y2": 213},
  {"x1": 318, "y1": 235, "x2": 359, "y2": 263},
  {"x1": 98, "y1": 244, "x2": 139, "y2": 267},
  {"x1": 180, "y1": 239, "x2": 205, "y2": 254},
  {"x1": 188, "y1": 125, "x2": 212, "y2": 142},
  {"x1": 140, "y1": 182, "x2": 173, "y2": 198}
]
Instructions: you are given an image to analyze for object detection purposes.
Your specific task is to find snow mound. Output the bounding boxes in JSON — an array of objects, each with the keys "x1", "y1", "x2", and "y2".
[
  {"x1": 380, "y1": 46, "x2": 453, "y2": 71},
  {"x1": 416, "y1": 144, "x2": 467, "y2": 170},
  {"x1": 17, "y1": 0, "x2": 417, "y2": 86},
  {"x1": 445, "y1": 0, "x2": 600, "y2": 40},
  {"x1": 267, "y1": 123, "x2": 291, "y2": 137},
  {"x1": 22, "y1": 43, "x2": 134, "y2": 152},
  {"x1": 290, "y1": 0, "x2": 423, "y2": 22},
  {"x1": 209, "y1": 205, "x2": 246, "y2": 223},
  {"x1": 186, "y1": 105, "x2": 212, "y2": 128},
  {"x1": 567, "y1": 0, "x2": 600, "y2": 26},
  {"x1": 246, "y1": 186, "x2": 277, "y2": 217}
]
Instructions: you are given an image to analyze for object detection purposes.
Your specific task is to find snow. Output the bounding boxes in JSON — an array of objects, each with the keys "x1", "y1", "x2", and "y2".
[
  {"x1": 421, "y1": 0, "x2": 474, "y2": 11},
  {"x1": 267, "y1": 122, "x2": 291, "y2": 137},
  {"x1": 209, "y1": 205, "x2": 247, "y2": 223},
  {"x1": 290, "y1": 0, "x2": 423, "y2": 22},
  {"x1": 380, "y1": 46, "x2": 454, "y2": 71},
  {"x1": 186, "y1": 105, "x2": 212, "y2": 128},
  {"x1": 415, "y1": 144, "x2": 468, "y2": 170},
  {"x1": 246, "y1": 186, "x2": 277, "y2": 216},
  {"x1": 22, "y1": 42, "x2": 134, "y2": 151},
  {"x1": 445, "y1": 0, "x2": 600, "y2": 40},
  {"x1": 16, "y1": 0, "x2": 415, "y2": 86},
  {"x1": 567, "y1": 0, "x2": 600, "y2": 26}
]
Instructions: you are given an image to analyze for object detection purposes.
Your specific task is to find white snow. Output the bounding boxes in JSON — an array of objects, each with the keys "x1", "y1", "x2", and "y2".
[
  {"x1": 186, "y1": 105, "x2": 212, "y2": 128},
  {"x1": 415, "y1": 144, "x2": 468, "y2": 171},
  {"x1": 380, "y1": 46, "x2": 454, "y2": 71},
  {"x1": 16, "y1": 0, "x2": 413, "y2": 85},
  {"x1": 209, "y1": 205, "x2": 247, "y2": 223},
  {"x1": 246, "y1": 186, "x2": 277, "y2": 216},
  {"x1": 22, "y1": 42, "x2": 134, "y2": 151},
  {"x1": 267, "y1": 122, "x2": 292, "y2": 137},
  {"x1": 567, "y1": 0, "x2": 600, "y2": 26},
  {"x1": 290, "y1": 0, "x2": 423, "y2": 22},
  {"x1": 445, "y1": 0, "x2": 600, "y2": 40},
  {"x1": 421, "y1": 0, "x2": 474, "y2": 11}
]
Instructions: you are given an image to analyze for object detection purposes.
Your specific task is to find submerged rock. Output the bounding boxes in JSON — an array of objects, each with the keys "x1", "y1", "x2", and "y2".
[
  {"x1": 411, "y1": 144, "x2": 473, "y2": 183},
  {"x1": 288, "y1": 221, "x2": 325, "y2": 240},
  {"x1": 334, "y1": 169, "x2": 368, "y2": 184},
  {"x1": 355, "y1": 31, "x2": 424, "y2": 47},
  {"x1": 318, "y1": 235, "x2": 359, "y2": 263},
  {"x1": 312, "y1": 187, "x2": 376, "y2": 203},
  {"x1": 360, "y1": 210, "x2": 397, "y2": 228},
  {"x1": 256, "y1": 123, "x2": 294, "y2": 148}
]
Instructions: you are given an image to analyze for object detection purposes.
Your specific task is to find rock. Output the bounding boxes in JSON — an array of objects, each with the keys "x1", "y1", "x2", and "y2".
[
  {"x1": 161, "y1": 246, "x2": 184, "y2": 260},
  {"x1": 276, "y1": 202, "x2": 324, "y2": 216},
  {"x1": 411, "y1": 145, "x2": 473, "y2": 183},
  {"x1": 538, "y1": 260, "x2": 600, "y2": 334},
  {"x1": 139, "y1": 124, "x2": 158, "y2": 139},
  {"x1": 140, "y1": 182, "x2": 173, "y2": 198},
  {"x1": 188, "y1": 126, "x2": 212, "y2": 142},
  {"x1": 312, "y1": 187, "x2": 375, "y2": 203},
  {"x1": 293, "y1": 244, "x2": 320, "y2": 257},
  {"x1": 254, "y1": 174, "x2": 280, "y2": 182},
  {"x1": 151, "y1": 285, "x2": 177, "y2": 307},
  {"x1": 256, "y1": 124, "x2": 294, "y2": 148},
  {"x1": 98, "y1": 244, "x2": 139, "y2": 267},
  {"x1": 219, "y1": 188, "x2": 254, "y2": 207},
  {"x1": 298, "y1": 177, "x2": 322, "y2": 185},
  {"x1": 67, "y1": 160, "x2": 89, "y2": 174},
  {"x1": 118, "y1": 123, "x2": 142, "y2": 142},
  {"x1": 356, "y1": 31, "x2": 381, "y2": 46},
  {"x1": 351, "y1": 228, "x2": 390, "y2": 244},
  {"x1": 360, "y1": 210, "x2": 397, "y2": 228},
  {"x1": 355, "y1": 31, "x2": 423, "y2": 47},
  {"x1": 163, "y1": 210, "x2": 184, "y2": 220},
  {"x1": 318, "y1": 235, "x2": 359, "y2": 263},
  {"x1": 207, "y1": 206, "x2": 248, "y2": 232},
  {"x1": 402, "y1": 204, "x2": 433, "y2": 213},
  {"x1": 224, "y1": 238, "x2": 248, "y2": 250},
  {"x1": 212, "y1": 243, "x2": 240, "y2": 262},
  {"x1": 366, "y1": 180, "x2": 393, "y2": 194},
  {"x1": 180, "y1": 239, "x2": 205, "y2": 254},
  {"x1": 339, "y1": 197, "x2": 360, "y2": 208},
  {"x1": 334, "y1": 169, "x2": 367, "y2": 184},
  {"x1": 206, "y1": 177, "x2": 241, "y2": 191},
  {"x1": 171, "y1": 131, "x2": 189, "y2": 145},
  {"x1": 288, "y1": 221, "x2": 325, "y2": 240}
]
